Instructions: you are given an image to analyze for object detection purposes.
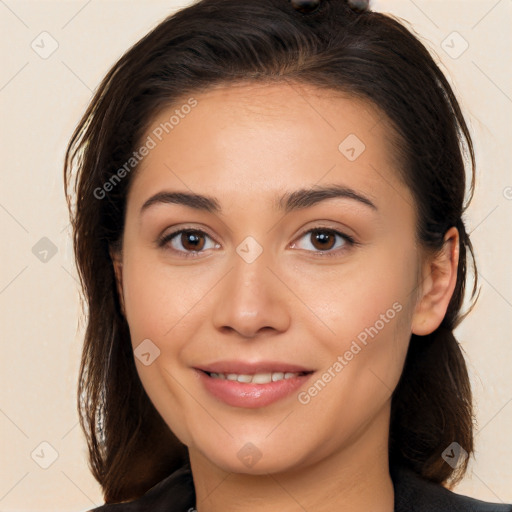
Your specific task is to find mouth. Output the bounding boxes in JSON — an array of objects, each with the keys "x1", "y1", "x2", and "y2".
[
  {"x1": 194, "y1": 361, "x2": 315, "y2": 408},
  {"x1": 195, "y1": 360, "x2": 314, "y2": 375},
  {"x1": 201, "y1": 370, "x2": 312, "y2": 384}
]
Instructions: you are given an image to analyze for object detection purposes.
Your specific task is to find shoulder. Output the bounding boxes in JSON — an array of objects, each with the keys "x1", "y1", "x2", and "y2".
[
  {"x1": 392, "y1": 464, "x2": 512, "y2": 512},
  {"x1": 86, "y1": 463, "x2": 195, "y2": 511}
]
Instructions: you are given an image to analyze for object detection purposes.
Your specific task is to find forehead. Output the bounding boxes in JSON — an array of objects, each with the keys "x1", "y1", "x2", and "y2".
[{"x1": 129, "y1": 81, "x2": 409, "y2": 213}]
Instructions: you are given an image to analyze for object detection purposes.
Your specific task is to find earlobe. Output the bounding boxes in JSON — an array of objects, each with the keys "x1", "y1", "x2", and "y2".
[
  {"x1": 109, "y1": 247, "x2": 125, "y2": 316},
  {"x1": 411, "y1": 227, "x2": 459, "y2": 336}
]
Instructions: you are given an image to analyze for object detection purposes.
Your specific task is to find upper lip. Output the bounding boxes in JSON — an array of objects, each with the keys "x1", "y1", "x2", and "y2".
[{"x1": 195, "y1": 360, "x2": 314, "y2": 374}]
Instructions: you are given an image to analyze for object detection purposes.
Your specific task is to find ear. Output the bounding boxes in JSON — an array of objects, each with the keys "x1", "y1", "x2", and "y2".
[
  {"x1": 110, "y1": 246, "x2": 125, "y2": 316},
  {"x1": 411, "y1": 227, "x2": 459, "y2": 336}
]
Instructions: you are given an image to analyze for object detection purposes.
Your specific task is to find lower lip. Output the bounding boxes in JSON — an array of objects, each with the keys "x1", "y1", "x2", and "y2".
[{"x1": 196, "y1": 370, "x2": 313, "y2": 408}]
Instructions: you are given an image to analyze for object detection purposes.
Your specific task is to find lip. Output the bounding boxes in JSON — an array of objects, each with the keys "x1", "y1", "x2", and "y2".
[
  {"x1": 193, "y1": 360, "x2": 315, "y2": 409},
  {"x1": 196, "y1": 370, "x2": 313, "y2": 408},
  {"x1": 195, "y1": 360, "x2": 314, "y2": 374}
]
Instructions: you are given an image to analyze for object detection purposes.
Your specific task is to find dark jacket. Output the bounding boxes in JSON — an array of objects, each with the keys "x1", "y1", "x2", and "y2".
[{"x1": 89, "y1": 462, "x2": 512, "y2": 511}]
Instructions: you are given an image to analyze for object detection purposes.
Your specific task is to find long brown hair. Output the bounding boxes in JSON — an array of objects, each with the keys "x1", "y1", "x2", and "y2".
[{"x1": 64, "y1": 0, "x2": 477, "y2": 503}]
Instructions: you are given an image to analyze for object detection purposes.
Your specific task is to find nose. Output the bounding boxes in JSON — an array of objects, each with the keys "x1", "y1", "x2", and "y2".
[{"x1": 211, "y1": 248, "x2": 291, "y2": 339}]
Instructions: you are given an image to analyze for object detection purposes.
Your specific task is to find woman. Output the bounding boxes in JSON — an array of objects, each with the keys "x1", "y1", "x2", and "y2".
[{"x1": 64, "y1": 0, "x2": 512, "y2": 510}]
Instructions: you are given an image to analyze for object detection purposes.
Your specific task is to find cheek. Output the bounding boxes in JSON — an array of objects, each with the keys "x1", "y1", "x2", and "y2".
[
  {"x1": 289, "y1": 241, "x2": 418, "y2": 344},
  {"x1": 120, "y1": 254, "x2": 200, "y2": 444},
  {"x1": 121, "y1": 252, "x2": 207, "y2": 345},
  {"x1": 295, "y1": 282, "x2": 415, "y2": 451},
  {"x1": 294, "y1": 243, "x2": 418, "y2": 405}
]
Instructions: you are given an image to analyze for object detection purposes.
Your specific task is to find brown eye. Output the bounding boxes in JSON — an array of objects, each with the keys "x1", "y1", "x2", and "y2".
[
  {"x1": 310, "y1": 230, "x2": 336, "y2": 251},
  {"x1": 291, "y1": 227, "x2": 355, "y2": 256},
  {"x1": 179, "y1": 230, "x2": 205, "y2": 251},
  {"x1": 159, "y1": 228, "x2": 219, "y2": 256}
]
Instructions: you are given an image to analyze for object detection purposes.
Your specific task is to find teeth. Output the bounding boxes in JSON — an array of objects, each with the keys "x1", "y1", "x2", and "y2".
[
  {"x1": 208, "y1": 371, "x2": 303, "y2": 383},
  {"x1": 252, "y1": 373, "x2": 272, "y2": 384}
]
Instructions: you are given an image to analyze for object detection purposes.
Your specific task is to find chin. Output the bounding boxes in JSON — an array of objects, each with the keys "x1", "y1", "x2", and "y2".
[
  {"x1": 192, "y1": 435, "x2": 313, "y2": 476},
  {"x1": 212, "y1": 453, "x2": 298, "y2": 475}
]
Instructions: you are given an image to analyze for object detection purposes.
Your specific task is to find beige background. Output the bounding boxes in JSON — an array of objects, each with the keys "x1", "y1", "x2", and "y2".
[{"x1": 1, "y1": 0, "x2": 511, "y2": 510}]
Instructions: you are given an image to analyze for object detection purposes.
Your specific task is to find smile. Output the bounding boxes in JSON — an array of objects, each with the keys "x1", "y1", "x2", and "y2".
[
  {"x1": 196, "y1": 368, "x2": 314, "y2": 408},
  {"x1": 206, "y1": 371, "x2": 308, "y2": 384}
]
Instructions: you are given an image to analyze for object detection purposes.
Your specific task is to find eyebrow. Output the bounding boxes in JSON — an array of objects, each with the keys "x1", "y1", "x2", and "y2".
[{"x1": 140, "y1": 184, "x2": 377, "y2": 216}]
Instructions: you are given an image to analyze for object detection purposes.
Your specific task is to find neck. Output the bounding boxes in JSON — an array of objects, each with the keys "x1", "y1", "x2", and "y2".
[{"x1": 189, "y1": 404, "x2": 394, "y2": 512}]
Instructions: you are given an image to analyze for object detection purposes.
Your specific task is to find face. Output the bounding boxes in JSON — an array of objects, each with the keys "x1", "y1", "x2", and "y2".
[{"x1": 113, "y1": 82, "x2": 430, "y2": 475}]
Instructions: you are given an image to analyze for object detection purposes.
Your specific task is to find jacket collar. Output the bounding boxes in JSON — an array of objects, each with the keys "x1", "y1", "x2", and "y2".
[{"x1": 94, "y1": 461, "x2": 512, "y2": 511}]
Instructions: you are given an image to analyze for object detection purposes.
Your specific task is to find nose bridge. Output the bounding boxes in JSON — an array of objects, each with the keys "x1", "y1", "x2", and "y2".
[
  {"x1": 230, "y1": 232, "x2": 274, "y2": 294},
  {"x1": 211, "y1": 238, "x2": 290, "y2": 337},
  {"x1": 233, "y1": 245, "x2": 270, "y2": 299}
]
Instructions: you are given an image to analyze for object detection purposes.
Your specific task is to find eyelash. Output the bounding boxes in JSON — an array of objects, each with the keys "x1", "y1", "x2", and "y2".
[{"x1": 157, "y1": 226, "x2": 358, "y2": 259}]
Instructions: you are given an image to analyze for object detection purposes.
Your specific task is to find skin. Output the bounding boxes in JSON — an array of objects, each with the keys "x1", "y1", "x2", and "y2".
[{"x1": 111, "y1": 81, "x2": 459, "y2": 512}]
